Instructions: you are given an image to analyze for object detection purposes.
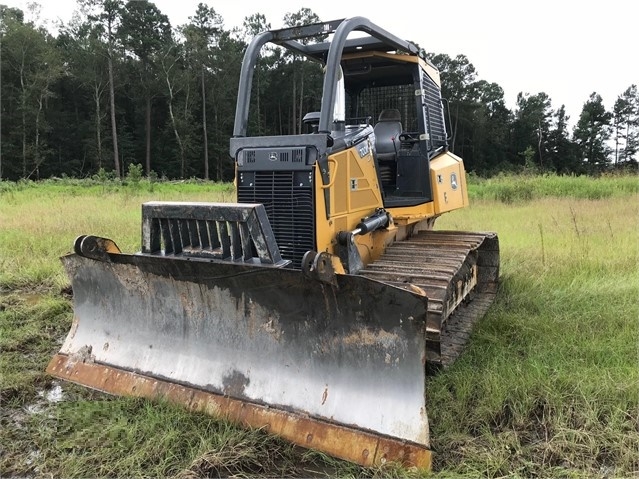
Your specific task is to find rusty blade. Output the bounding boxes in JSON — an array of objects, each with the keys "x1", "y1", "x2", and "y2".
[
  {"x1": 49, "y1": 252, "x2": 431, "y2": 468},
  {"x1": 47, "y1": 354, "x2": 431, "y2": 469}
]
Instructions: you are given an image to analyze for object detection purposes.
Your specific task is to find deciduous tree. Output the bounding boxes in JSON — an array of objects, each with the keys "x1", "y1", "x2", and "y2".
[{"x1": 1, "y1": 9, "x2": 62, "y2": 179}]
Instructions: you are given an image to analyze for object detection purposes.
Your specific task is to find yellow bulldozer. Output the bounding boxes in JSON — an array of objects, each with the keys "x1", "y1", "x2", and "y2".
[{"x1": 47, "y1": 17, "x2": 499, "y2": 470}]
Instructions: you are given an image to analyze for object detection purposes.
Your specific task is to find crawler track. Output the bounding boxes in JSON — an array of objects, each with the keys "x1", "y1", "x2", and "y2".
[{"x1": 359, "y1": 230, "x2": 499, "y2": 368}]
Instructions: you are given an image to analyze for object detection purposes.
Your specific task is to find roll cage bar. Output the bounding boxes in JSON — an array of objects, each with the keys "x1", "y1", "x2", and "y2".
[{"x1": 232, "y1": 17, "x2": 425, "y2": 138}]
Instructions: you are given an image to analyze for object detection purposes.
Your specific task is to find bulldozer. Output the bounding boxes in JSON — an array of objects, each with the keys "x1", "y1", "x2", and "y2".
[{"x1": 47, "y1": 17, "x2": 499, "y2": 470}]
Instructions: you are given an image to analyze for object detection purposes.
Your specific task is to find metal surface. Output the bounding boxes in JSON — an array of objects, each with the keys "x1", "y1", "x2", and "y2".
[
  {"x1": 74, "y1": 235, "x2": 121, "y2": 261},
  {"x1": 359, "y1": 230, "x2": 499, "y2": 367},
  {"x1": 47, "y1": 354, "x2": 431, "y2": 469},
  {"x1": 301, "y1": 251, "x2": 338, "y2": 286},
  {"x1": 49, "y1": 251, "x2": 432, "y2": 466},
  {"x1": 236, "y1": 171, "x2": 315, "y2": 269},
  {"x1": 140, "y1": 202, "x2": 287, "y2": 266},
  {"x1": 232, "y1": 17, "x2": 421, "y2": 139}
]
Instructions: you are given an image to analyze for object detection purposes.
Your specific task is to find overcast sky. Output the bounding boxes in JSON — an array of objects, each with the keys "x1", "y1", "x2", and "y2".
[{"x1": 6, "y1": 0, "x2": 638, "y2": 127}]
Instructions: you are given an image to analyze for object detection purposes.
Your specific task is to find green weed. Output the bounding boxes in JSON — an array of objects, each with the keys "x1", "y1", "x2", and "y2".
[
  {"x1": 0, "y1": 293, "x2": 71, "y2": 404},
  {"x1": 0, "y1": 174, "x2": 637, "y2": 478},
  {"x1": 8, "y1": 398, "x2": 366, "y2": 478},
  {"x1": 433, "y1": 190, "x2": 639, "y2": 477}
]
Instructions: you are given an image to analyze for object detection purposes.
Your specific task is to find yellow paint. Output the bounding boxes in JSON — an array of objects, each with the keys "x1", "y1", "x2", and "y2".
[
  {"x1": 315, "y1": 147, "x2": 471, "y2": 268},
  {"x1": 311, "y1": 52, "x2": 470, "y2": 271},
  {"x1": 315, "y1": 138, "x2": 387, "y2": 264},
  {"x1": 342, "y1": 51, "x2": 441, "y2": 87},
  {"x1": 429, "y1": 151, "x2": 469, "y2": 214},
  {"x1": 388, "y1": 202, "x2": 437, "y2": 225}
]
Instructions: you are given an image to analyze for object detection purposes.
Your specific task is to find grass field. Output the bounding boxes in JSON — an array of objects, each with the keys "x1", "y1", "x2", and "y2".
[{"x1": 1, "y1": 174, "x2": 638, "y2": 478}]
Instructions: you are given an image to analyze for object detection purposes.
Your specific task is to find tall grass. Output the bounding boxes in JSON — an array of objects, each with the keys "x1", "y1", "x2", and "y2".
[
  {"x1": 0, "y1": 179, "x2": 234, "y2": 290},
  {"x1": 1, "y1": 174, "x2": 637, "y2": 478},
  {"x1": 26, "y1": 398, "x2": 327, "y2": 478},
  {"x1": 467, "y1": 172, "x2": 639, "y2": 203},
  {"x1": 0, "y1": 294, "x2": 71, "y2": 404},
  {"x1": 433, "y1": 183, "x2": 639, "y2": 477}
]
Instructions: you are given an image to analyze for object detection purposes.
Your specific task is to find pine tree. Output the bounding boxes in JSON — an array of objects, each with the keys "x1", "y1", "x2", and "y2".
[
  {"x1": 547, "y1": 105, "x2": 580, "y2": 173},
  {"x1": 121, "y1": 0, "x2": 172, "y2": 176},
  {"x1": 612, "y1": 85, "x2": 638, "y2": 166},
  {"x1": 81, "y1": 0, "x2": 125, "y2": 178},
  {"x1": 573, "y1": 92, "x2": 612, "y2": 173},
  {"x1": 183, "y1": 3, "x2": 222, "y2": 179},
  {"x1": 512, "y1": 92, "x2": 553, "y2": 171}
]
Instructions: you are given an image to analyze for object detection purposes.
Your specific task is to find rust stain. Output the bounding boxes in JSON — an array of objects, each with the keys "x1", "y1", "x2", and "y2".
[
  {"x1": 179, "y1": 292, "x2": 190, "y2": 314},
  {"x1": 338, "y1": 327, "x2": 399, "y2": 347},
  {"x1": 45, "y1": 354, "x2": 432, "y2": 470},
  {"x1": 109, "y1": 262, "x2": 151, "y2": 297},
  {"x1": 242, "y1": 293, "x2": 282, "y2": 341}
]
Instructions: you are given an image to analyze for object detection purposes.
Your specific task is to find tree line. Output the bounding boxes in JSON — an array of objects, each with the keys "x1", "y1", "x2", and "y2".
[{"x1": 0, "y1": 1, "x2": 637, "y2": 182}]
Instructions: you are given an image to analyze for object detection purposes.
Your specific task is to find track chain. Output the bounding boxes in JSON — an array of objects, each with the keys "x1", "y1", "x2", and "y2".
[{"x1": 359, "y1": 230, "x2": 499, "y2": 368}]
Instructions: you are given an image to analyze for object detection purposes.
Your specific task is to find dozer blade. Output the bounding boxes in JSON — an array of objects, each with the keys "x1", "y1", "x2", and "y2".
[{"x1": 48, "y1": 252, "x2": 432, "y2": 468}]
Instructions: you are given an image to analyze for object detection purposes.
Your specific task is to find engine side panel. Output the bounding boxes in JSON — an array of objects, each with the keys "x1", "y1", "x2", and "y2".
[{"x1": 429, "y1": 151, "x2": 469, "y2": 215}]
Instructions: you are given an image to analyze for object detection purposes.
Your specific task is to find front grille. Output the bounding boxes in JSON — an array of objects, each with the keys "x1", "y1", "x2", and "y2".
[{"x1": 237, "y1": 171, "x2": 315, "y2": 268}]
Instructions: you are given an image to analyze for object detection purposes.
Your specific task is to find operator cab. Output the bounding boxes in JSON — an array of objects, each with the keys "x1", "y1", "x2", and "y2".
[{"x1": 340, "y1": 51, "x2": 449, "y2": 207}]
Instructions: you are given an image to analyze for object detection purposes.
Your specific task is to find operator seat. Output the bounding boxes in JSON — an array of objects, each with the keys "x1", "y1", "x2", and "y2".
[
  {"x1": 373, "y1": 109, "x2": 402, "y2": 161},
  {"x1": 302, "y1": 111, "x2": 320, "y2": 133}
]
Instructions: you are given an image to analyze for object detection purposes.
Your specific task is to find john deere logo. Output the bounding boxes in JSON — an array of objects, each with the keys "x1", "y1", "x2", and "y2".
[
  {"x1": 451, "y1": 173, "x2": 458, "y2": 190},
  {"x1": 269, "y1": 152, "x2": 278, "y2": 161}
]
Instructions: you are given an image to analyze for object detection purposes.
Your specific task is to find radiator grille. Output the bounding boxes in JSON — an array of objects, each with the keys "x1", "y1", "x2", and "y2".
[
  {"x1": 237, "y1": 171, "x2": 315, "y2": 268},
  {"x1": 421, "y1": 73, "x2": 447, "y2": 148}
]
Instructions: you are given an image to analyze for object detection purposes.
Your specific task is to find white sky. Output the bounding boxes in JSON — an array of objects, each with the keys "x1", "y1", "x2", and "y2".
[{"x1": 7, "y1": 0, "x2": 638, "y2": 127}]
